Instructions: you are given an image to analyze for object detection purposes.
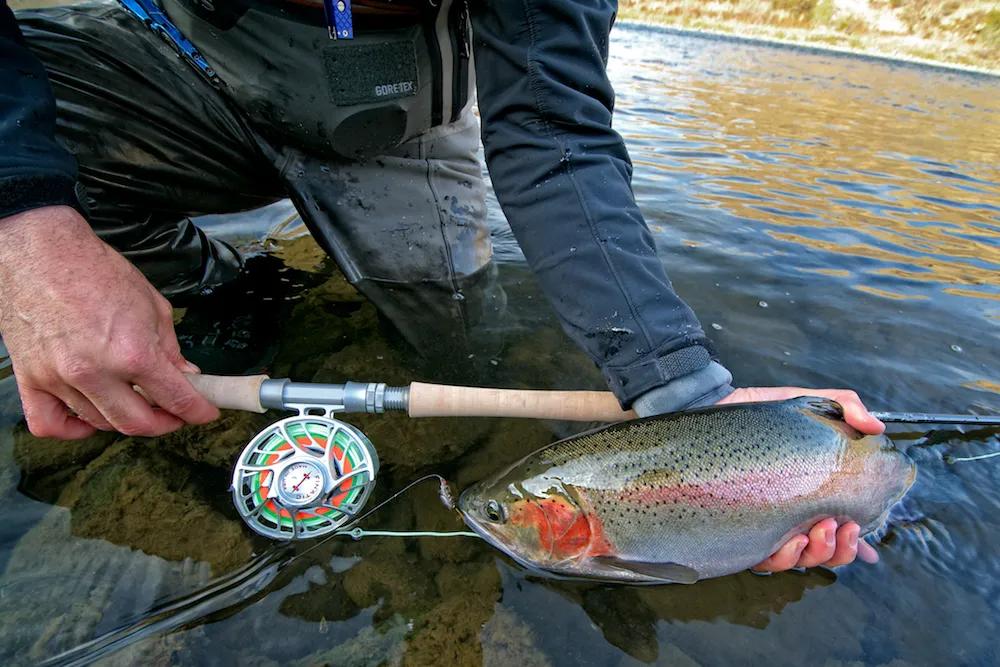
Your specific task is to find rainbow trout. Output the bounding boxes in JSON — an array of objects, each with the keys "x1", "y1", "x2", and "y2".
[{"x1": 459, "y1": 397, "x2": 915, "y2": 584}]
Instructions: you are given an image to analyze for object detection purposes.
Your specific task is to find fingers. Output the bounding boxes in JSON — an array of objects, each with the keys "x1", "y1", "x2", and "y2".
[
  {"x1": 826, "y1": 522, "x2": 860, "y2": 567},
  {"x1": 133, "y1": 359, "x2": 219, "y2": 426},
  {"x1": 752, "y1": 534, "x2": 808, "y2": 572},
  {"x1": 161, "y1": 332, "x2": 200, "y2": 375},
  {"x1": 154, "y1": 294, "x2": 201, "y2": 375},
  {"x1": 109, "y1": 305, "x2": 218, "y2": 427},
  {"x1": 751, "y1": 519, "x2": 880, "y2": 574},
  {"x1": 796, "y1": 517, "x2": 839, "y2": 568},
  {"x1": 813, "y1": 389, "x2": 885, "y2": 435},
  {"x1": 857, "y1": 539, "x2": 880, "y2": 564},
  {"x1": 20, "y1": 385, "x2": 97, "y2": 440},
  {"x1": 78, "y1": 378, "x2": 185, "y2": 437},
  {"x1": 720, "y1": 387, "x2": 885, "y2": 435},
  {"x1": 53, "y1": 385, "x2": 113, "y2": 431}
]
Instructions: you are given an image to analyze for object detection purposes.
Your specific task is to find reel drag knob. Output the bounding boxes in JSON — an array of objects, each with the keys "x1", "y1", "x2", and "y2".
[{"x1": 231, "y1": 414, "x2": 379, "y2": 540}]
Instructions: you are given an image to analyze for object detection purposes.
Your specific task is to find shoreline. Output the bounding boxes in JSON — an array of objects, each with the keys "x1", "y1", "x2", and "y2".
[{"x1": 618, "y1": 19, "x2": 1000, "y2": 78}]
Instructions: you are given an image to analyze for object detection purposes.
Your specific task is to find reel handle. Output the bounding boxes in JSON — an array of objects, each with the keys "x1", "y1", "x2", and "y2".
[
  {"x1": 186, "y1": 373, "x2": 268, "y2": 413},
  {"x1": 406, "y1": 382, "x2": 635, "y2": 422}
]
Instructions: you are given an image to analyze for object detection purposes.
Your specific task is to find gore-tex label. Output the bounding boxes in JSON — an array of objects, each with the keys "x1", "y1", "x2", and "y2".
[
  {"x1": 324, "y1": 41, "x2": 419, "y2": 106},
  {"x1": 375, "y1": 81, "x2": 415, "y2": 97}
]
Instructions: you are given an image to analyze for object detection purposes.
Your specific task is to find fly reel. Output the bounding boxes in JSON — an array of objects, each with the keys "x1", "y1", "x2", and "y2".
[{"x1": 231, "y1": 411, "x2": 379, "y2": 540}]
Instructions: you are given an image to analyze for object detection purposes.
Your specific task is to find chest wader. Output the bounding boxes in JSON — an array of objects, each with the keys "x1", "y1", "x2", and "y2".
[
  {"x1": 18, "y1": 0, "x2": 503, "y2": 366},
  {"x1": 157, "y1": 0, "x2": 474, "y2": 159}
]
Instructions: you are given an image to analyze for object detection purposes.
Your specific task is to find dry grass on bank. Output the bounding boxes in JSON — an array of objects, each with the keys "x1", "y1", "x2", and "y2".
[{"x1": 618, "y1": 0, "x2": 1000, "y2": 71}]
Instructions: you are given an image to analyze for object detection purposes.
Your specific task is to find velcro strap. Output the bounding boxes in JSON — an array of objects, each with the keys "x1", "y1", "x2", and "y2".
[
  {"x1": 602, "y1": 345, "x2": 713, "y2": 407},
  {"x1": 323, "y1": 40, "x2": 419, "y2": 106},
  {"x1": 656, "y1": 346, "x2": 711, "y2": 379}
]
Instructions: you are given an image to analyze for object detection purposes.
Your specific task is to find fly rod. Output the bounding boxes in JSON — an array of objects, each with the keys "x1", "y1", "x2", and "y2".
[
  {"x1": 184, "y1": 374, "x2": 999, "y2": 425},
  {"x1": 175, "y1": 374, "x2": 998, "y2": 542}
]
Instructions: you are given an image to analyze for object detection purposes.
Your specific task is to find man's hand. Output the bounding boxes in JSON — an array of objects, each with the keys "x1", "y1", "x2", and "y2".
[
  {"x1": 718, "y1": 386, "x2": 884, "y2": 573},
  {"x1": 0, "y1": 206, "x2": 219, "y2": 439},
  {"x1": 718, "y1": 386, "x2": 885, "y2": 434}
]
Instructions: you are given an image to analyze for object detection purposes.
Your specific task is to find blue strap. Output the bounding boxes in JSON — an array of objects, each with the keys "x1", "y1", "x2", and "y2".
[
  {"x1": 323, "y1": 0, "x2": 354, "y2": 40},
  {"x1": 118, "y1": 0, "x2": 222, "y2": 86}
]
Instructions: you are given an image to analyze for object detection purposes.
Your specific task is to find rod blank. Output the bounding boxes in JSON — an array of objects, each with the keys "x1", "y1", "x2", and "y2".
[{"x1": 871, "y1": 412, "x2": 1000, "y2": 426}]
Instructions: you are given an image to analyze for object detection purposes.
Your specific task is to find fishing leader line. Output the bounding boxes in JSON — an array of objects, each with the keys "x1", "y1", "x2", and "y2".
[
  {"x1": 288, "y1": 473, "x2": 480, "y2": 566},
  {"x1": 946, "y1": 451, "x2": 1000, "y2": 463}
]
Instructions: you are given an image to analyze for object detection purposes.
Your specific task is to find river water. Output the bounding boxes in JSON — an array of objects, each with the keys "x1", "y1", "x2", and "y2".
[{"x1": 1, "y1": 22, "x2": 998, "y2": 667}]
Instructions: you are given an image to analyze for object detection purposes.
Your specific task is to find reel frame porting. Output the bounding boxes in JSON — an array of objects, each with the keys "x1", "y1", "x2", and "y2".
[{"x1": 231, "y1": 406, "x2": 379, "y2": 541}]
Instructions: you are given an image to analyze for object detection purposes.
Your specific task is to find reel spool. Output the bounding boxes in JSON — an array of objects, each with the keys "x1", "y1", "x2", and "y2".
[{"x1": 231, "y1": 413, "x2": 379, "y2": 540}]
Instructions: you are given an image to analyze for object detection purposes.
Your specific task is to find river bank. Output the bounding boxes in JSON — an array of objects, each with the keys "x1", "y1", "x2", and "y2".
[{"x1": 618, "y1": 1, "x2": 1000, "y2": 73}]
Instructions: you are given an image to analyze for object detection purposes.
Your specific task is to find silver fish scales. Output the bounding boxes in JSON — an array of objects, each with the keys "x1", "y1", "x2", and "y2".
[{"x1": 459, "y1": 397, "x2": 916, "y2": 584}]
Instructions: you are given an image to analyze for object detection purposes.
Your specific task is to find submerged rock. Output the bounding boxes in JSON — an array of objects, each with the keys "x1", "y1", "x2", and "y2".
[
  {"x1": 401, "y1": 562, "x2": 500, "y2": 667},
  {"x1": 0, "y1": 508, "x2": 211, "y2": 665},
  {"x1": 12, "y1": 427, "x2": 117, "y2": 475},
  {"x1": 481, "y1": 605, "x2": 552, "y2": 667},
  {"x1": 152, "y1": 408, "x2": 273, "y2": 469},
  {"x1": 57, "y1": 439, "x2": 253, "y2": 574},
  {"x1": 12, "y1": 426, "x2": 120, "y2": 505}
]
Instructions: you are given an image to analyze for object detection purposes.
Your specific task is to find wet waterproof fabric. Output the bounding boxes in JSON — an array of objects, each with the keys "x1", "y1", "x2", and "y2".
[
  {"x1": 2, "y1": 0, "x2": 731, "y2": 409},
  {"x1": 0, "y1": 3, "x2": 77, "y2": 218},
  {"x1": 470, "y1": 1, "x2": 727, "y2": 405},
  {"x1": 11, "y1": 3, "x2": 498, "y2": 358}
]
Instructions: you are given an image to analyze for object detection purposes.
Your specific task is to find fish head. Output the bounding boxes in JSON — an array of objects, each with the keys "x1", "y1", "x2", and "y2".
[{"x1": 459, "y1": 471, "x2": 594, "y2": 571}]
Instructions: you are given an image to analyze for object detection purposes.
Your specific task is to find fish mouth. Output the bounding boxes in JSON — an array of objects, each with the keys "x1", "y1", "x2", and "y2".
[
  {"x1": 457, "y1": 488, "x2": 548, "y2": 572},
  {"x1": 460, "y1": 513, "x2": 504, "y2": 552},
  {"x1": 459, "y1": 509, "x2": 561, "y2": 577}
]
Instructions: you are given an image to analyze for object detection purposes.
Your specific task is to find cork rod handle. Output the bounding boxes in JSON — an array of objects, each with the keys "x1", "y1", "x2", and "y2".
[
  {"x1": 182, "y1": 375, "x2": 634, "y2": 422},
  {"x1": 186, "y1": 374, "x2": 269, "y2": 413},
  {"x1": 406, "y1": 382, "x2": 635, "y2": 422}
]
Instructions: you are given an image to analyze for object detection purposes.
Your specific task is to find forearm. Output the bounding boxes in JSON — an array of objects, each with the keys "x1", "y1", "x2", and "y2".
[
  {"x1": 0, "y1": 2, "x2": 79, "y2": 219},
  {"x1": 470, "y1": 0, "x2": 731, "y2": 408}
]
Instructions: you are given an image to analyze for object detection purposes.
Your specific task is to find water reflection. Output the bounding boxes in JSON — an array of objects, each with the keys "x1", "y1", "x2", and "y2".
[{"x1": 613, "y1": 27, "x2": 1000, "y2": 314}]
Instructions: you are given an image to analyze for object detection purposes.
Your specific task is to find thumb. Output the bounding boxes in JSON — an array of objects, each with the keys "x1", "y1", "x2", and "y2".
[
  {"x1": 162, "y1": 337, "x2": 200, "y2": 375},
  {"x1": 836, "y1": 396, "x2": 885, "y2": 435},
  {"x1": 156, "y1": 304, "x2": 201, "y2": 375}
]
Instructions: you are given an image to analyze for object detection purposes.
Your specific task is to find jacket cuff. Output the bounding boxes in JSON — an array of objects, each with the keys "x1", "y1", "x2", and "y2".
[
  {"x1": 603, "y1": 343, "x2": 722, "y2": 407},
  {"x1": 631, "y1": 362, "x2": 735, "y2": 417},
  {"x1": 0, "y1": 173, "x2": 80, "y2": 220}
]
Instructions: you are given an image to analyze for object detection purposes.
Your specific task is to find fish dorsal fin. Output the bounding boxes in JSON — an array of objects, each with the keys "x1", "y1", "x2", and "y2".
[
  {"x1": 592, "y1": 556, "x2": 700, "y2": 584},
  {"x1": 798, "y1": 397, "x2": 845, "y2": 421}
]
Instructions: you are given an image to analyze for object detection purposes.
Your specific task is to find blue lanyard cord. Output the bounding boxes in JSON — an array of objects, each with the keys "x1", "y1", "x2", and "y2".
[
  {"x1": 323, "y1": 0, "x2": 354, "y2": 39},
  {"x1": 118, "y1": 0, "x2": 223, "y2": 86}
]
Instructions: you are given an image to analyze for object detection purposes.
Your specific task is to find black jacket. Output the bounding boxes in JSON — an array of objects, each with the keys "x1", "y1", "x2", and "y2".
[
  {"x1": 0, "y1": 2, "x2": 78, "y2": 218},
  {"x1": 0, "y1": 0, "x2": 729, "y2": 408}
]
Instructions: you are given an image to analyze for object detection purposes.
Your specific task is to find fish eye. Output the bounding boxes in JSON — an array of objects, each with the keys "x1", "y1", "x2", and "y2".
[{"x1": 484, "y1": 499, "x2": 506, "y2": 523}]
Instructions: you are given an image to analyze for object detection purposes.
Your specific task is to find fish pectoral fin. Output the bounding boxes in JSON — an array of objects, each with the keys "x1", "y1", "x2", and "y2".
[
  {"x1": 592, "y1": 556, "x2": 700, "y2": 584},
  {"x1": 798, "y1": 396, "x2": 845, "y2": 420}
]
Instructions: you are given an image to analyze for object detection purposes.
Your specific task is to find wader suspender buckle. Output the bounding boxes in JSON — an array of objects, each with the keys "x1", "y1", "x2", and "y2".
[
  {"x1": 117, "y1": 0, "x2": 223, "y2": 87},
  {"x1": 323, "y1": 0, "x2": 354, "y2": 40}
]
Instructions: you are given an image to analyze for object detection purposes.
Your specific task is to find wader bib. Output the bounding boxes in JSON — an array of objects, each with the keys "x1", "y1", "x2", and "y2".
[
  {"x1": 158, "y1": 0, "x2": 474, "y2": 158},
  {"x1": 16, "y1": 0, "x2": 502, "y2": 359}
]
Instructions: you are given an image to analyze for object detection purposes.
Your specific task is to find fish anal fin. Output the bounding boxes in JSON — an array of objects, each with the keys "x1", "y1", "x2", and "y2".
[{"x1": 592, "y1": 556, "x2": 700, "y2": 584}]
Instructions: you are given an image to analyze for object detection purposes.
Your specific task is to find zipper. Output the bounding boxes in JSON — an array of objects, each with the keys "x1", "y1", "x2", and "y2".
[
  {"x1": 450, "y1": 0, "x2": 470, "y2": 122},
  {"x1": 424, "y1": 0, "x2": 445, "y2": 126}
]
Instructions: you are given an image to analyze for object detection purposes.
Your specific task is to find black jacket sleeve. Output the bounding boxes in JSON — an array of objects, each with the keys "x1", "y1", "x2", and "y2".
[
  {"x1": 0, "y1": 2, "x2": 78, "y2": 219},
  {"x1": 470, "y1": 0, "x2": 731, "y2": 407}
]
